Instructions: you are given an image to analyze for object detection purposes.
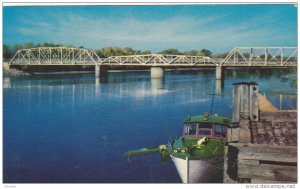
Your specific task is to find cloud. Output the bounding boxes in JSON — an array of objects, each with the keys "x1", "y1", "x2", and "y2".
[
  {"x1": 16, "y1": 12, "x2": 223, "y2": 49},
  {"x1": 19, "y1": 28, "x2": 38, "y2": 35},
  {"x1": 15, "y1": 9, "x2": 297, "y2": 53}
]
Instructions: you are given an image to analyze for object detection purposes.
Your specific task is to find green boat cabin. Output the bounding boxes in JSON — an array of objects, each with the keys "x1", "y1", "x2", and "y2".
[{"x1": 183, "y1": 113, "x2": 229, "y2": 139}]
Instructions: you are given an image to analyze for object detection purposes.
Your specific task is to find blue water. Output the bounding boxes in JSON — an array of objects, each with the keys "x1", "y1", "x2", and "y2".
[{"x1": 3, "y1": 68, "x2": 297, "y2": 183}]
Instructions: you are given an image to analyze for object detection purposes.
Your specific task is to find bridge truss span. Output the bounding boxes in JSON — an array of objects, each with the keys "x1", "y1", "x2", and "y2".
[
  {"x1": 221, "y1": 47, "x2": 297, "y2": 66},
  {"x1": 8, "y1": 46, "x2": 297, "y2": 67},
  {"x1": 9, "y1": 47, "x2": 101, "y2": 65},
  {"x1": 102, "y1": 54, "x2": 218, "y2": 66}
]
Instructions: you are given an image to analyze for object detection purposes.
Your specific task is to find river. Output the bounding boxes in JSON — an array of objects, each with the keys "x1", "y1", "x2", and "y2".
[{"x1": 3, "y1": 68, "x2": 297, "y2": 183}]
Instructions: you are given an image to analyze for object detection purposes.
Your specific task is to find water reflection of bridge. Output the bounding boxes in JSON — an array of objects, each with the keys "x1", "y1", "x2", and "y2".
[
  {"x1": 8, "y1": 46, "x2": 297, "y2": 80},
  {"x1": 4, "y1": 71, "x2": 296, "y2": 111}
]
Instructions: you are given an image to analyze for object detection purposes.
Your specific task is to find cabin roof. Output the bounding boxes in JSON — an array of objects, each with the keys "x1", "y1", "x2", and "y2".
[{"x1": 184, "y1": 113, "x2": 230, "y2": 126}]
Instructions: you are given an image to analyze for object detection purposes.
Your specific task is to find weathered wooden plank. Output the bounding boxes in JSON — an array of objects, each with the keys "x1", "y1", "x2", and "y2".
[
  {"x1": 251, "y1": 120, "x2": 297, "y2": 146},
  {"x1": 238, "y1": 151, "x2": 297, "y2": 163},
  {"x1": 239, "y1": 115, "x2": 251, "y2": 143},
  {"x1": 232, "y1": 84, "x2": 241, "y2": 123},
  {"x1": 229, "y1": 143, "x2": 297, "y2": 154},
  {"x1": 264, "y1": 120, "x2": 274, "y2": 144},
  {"x1": 223, "y1": 146, "x2": 238, "y2": 183},
  {"x1": 238, "y1": 164, "x2": 297, "y2": 182},
  {"x1": 251, "y1": 179, "x2": 297, "y2": 183},
  {"x1": 252, "y1": 121, "x2": 268, "y2": 144},
  {"x1": 275, "y1": 122, "x2": 288, "y2": 146},
  {"x1": 227, "y1": 128, "x2": 240, "y2": 142},
  {"x1": 240, "y1": 85, "x2": 250, "y2": 115},
  {"x1": 249, "y1": 84, "x2": 259, "y2": 121},
  {"x1": 251, "y1": 121, "x2": 258, "y2": 143},
  {"x1": 226, "y1": 145, "x2": 239, "y2": 181},
  {"x1": 260, "y1": 112, "x2": 297, "y2": 122},
  {"x1": 285, "y1": 122, "x2": 297, "y2": 146},
  {"x1": 239, "y1": 128, "x2": 251, "y2": 143},
  {"x1": 238, "y1": 159, "x2": 260, "y2": 165}
]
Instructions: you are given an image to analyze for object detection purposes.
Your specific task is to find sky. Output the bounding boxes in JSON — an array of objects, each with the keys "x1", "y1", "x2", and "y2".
[{"x1": 3, "y1": 4, "x2": 298, "y2": 53}]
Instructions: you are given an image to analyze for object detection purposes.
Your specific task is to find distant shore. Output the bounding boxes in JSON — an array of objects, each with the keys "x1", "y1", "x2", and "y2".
[
  {"x1": 3, "y1": 68, "x2": 31, "y2": 76},
  {"x1": 3, "y1": 66, "x2": 218, "y2": 77}
]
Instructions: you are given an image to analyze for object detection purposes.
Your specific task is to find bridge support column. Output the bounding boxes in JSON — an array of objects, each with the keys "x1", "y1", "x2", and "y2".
[
  {"x1": 151, "y1": 67, "x2": 164, "y2": 78},
  {"x1": 95, "y1": 64, "x2": 108, "y2": 78},
  {"x1": 215, "y1": 79, "x2": 224, "y2": 95},
  {"x1": 3, "y1": 62, "x2": 10, "y2": 71},
  {"x1": 216, "y1": 66, "x2": 223, "y2": 80}
]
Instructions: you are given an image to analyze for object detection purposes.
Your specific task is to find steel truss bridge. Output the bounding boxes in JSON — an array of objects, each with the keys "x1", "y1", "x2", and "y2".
[{"x1": 9, "y1": 46, "x2": 297, "y2": 67}]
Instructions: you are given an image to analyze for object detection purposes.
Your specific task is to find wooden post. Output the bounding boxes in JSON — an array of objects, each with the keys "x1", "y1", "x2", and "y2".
[
  {"x1": 232, "y1": 84, "x2": 241, "y2": 123},
  {"x1": 239, "y1": 114, "x2": 251, "y2": 143},
  {"x1": 232, "y1": 82, "x2": 259, "y2": 123},
  {"x1": 240, "y1": 84, "x2": 250, "y2": 117},
  {"x1": 249, "y1": 83, "x2": 259, "y2": 121}
]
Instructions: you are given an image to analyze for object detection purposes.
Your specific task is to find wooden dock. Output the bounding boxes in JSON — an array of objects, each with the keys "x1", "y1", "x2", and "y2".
[
  {"x1": 258, "y1": 94, "x2": 278, "y2": 112},
  {"x1": 224, "y1": 82, "x2": 297, "y2": 183}
]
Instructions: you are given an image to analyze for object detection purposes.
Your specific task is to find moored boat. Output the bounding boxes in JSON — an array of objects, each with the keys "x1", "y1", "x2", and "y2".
[{"x1": 125, "y1": 112, "x2": 230, "y2": 183}]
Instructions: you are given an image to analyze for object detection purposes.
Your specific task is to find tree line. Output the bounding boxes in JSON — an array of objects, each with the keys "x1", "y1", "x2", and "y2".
[{"x1": 3, "y1": 42, "x2": 216, "y2": 60}]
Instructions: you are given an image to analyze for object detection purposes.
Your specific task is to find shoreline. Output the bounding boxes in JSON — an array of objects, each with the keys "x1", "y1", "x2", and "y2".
[
  {"x1": 3, "y1": 66, "x2": 296, "y2": 77},
  {"x1": 4, "y1": 67, "x2": 217, "y2": 76}
]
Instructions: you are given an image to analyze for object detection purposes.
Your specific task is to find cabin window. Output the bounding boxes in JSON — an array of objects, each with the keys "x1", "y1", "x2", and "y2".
[
  {"x1": 198, "y1": 123, "x2": 212, "y2": 129},
  {"x1": 184, "y1": 124, "x2": 197, "y2": 136},
  {"x1": 198, "y1": 123, "x2": 213, "y2": 137},
  {"x1": 214, "y1": 125, "x2": 227, "y2": 137},
  {"x1": 199, "y1": 130, "x2": 212, "y2": 136}
]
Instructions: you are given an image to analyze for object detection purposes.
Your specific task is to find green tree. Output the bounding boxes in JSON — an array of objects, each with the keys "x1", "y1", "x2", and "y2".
[
  {"x1": 101, "y1": 47, "x2": 114, "y2": 57},
  {"x1": 159, "y1": 48, "x2": 182, "y2": 55},
  {"x1": 141, "y1": 50, "x2": 151, "y2": 54},
  {"x1": 13, "y1": 44, "x2": 24, "y2": 53},
  {"x1": 200, "y1": 49, "x2": 212, "y2": 57},
  {"x1": 24, "y1": 42, "x2": 34, "y2": 49},
  {"x1": 3, "y1": 44, "x2": 11, "y2": 60},
  {"x1": 185, "y1": 50, "x2": 198, "y2": 56}
]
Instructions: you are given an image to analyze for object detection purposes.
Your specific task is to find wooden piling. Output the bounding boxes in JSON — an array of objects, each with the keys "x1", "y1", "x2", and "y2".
[{"x1": 232, "y1": 82, "x2": 259, "y2": 123}]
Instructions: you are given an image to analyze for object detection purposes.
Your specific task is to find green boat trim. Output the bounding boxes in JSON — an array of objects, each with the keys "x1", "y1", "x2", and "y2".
[
  {"x1": 125, "y1": 145, "x2": 162, "y2": 156},
  {"x1": 168, "y1": 137, "x2": 226, "y2": 160},
  {"x1": 185, "y1": 113, "x2": 231, "y2": 126}
]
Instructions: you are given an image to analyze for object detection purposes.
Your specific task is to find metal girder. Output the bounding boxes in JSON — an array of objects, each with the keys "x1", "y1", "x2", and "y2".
[
  {"x1": 221, "y1": 47, "x2": 297, "y2": 66},
  {"x1": 102, "y1": 54, "x2": 217, "y2": 65},
  {"x1": 9, "y1": 46, "x2": 297, "y2": 67},
  {"x1": 9, "y1": 47, "x2": 101, "y2": 65},
  {"x1": 10, "y1": 48, "x2": 217, "y2": 66}
]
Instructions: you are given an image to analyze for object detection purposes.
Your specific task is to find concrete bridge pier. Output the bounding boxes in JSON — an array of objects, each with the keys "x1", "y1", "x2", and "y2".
[
  {"x1": 215, "y1": 66, "x2": 223, "y2": 80},
  {"x1": 151, "y1": 78, "x2": 165, "y2": 96},
  {"x1": 215, "y1": 79, "x2": 224, "y2": 95},
  {"x1": 151, "y1": 67, "x2": 164, "y2": 78},
  {"x1": 3, "y1": 62, "x2": 10, "y2": 71},
  {"x1": 95, "y1": 64, "x2": 108, "y2": 78},
  {"x1": 151, "y1": 78, "x2": 165, "y2": 90}
]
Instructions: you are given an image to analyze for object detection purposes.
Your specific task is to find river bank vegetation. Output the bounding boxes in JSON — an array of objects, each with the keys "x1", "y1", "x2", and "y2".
[{"x1": 3, "y1": 42, "x2": 221, "y2": 61}]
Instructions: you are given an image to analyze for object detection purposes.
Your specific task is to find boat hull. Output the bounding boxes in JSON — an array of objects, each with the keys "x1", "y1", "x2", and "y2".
[{"x1": 171, "y1": 155, "x2": 224, "y2": 183}]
